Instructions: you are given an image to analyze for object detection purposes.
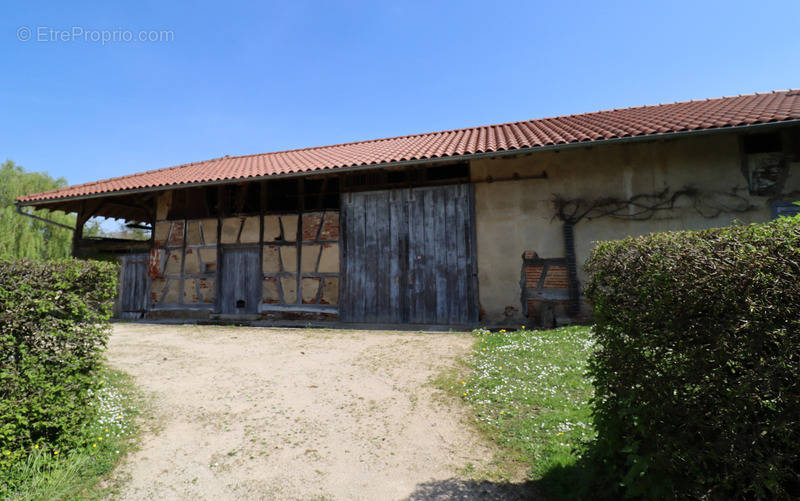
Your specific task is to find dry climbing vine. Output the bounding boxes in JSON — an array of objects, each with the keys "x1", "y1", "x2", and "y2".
[{"x1": 552, "y1": 186, "x2": 755, "y2": 224}]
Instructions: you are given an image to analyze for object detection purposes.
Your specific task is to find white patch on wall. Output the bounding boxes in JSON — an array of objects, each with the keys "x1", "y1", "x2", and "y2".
[{"x1": 623, "y1": 167, "x2": 634, "y2": 217}]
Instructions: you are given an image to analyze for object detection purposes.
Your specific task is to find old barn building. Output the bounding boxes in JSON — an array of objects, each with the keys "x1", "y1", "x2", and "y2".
[{"x1": 17, "y1": 90, "x2": 800, "y2": 326}]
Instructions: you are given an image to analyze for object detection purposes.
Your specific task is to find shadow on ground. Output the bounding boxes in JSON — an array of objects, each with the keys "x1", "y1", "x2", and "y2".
[{"x1": 404, "y1": 478, "x2": 541, "y2": 500}]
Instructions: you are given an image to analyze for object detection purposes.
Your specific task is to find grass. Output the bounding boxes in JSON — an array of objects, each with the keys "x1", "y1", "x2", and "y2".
[
  {"x1": 1, "y1": 367, "x2": 141, "y2": 500},
  {"x1": 437, "y1": 325, "x2": 595, "y2": 490}
]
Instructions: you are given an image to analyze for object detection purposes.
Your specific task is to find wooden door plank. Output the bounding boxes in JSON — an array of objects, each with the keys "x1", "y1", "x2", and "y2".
[
  {"x1": 374, "y1": 191, "x2": 391, "y2": 323},
  {"x1": 410, "y1": 190, "x2": 425, "y2": 323},
  {"x1": 121, "y1": 253, "x2": 148, "y2": 315},
  {"x1": 220, "y1": 251, "x2": 232, "y2": 314},
  {"x1": 465, "y1": 185, "x2": 479, "y2": 323},
  {"x1": 130, "y1": 260, "x2": 139, "y2": 311},
  {"x1": 339, "y1": 197, "x2": 351, "y2": 321},
  {"x1": 120, "y1": 256, "x2": 132, "y2": 312},
  {"x1": 363, "y1": 193, "x2": 378, "y2": 322},
  {"x1": 452, "y1": 185, "x2": 463, "y2": 324},
  {"x1": 433, "y1": 187, "x2": 448, "y2": 323},
  {"x1": 443, "y1": 188, "x2": 458, "y2": 324},
  {"x1": 133, "y1": 257, "x2": 147, "y2": 312},
  {"x1": 352, "y1": 194, "x2": 368, "y2": 320},
  {"x1": 341, "y1": 183, "x2": 477, "y2": 326},
  {"x1": 220, "y1": 248, "x2": 260, "y2": 314},
  {"x1": 422, "y1": 188, "x2": 437, "y2": 324},
  {"x1": 345, "y1": 196, "x2": 357, "y2": 322},
  {"x1": 245, "y1": 250, "x2": 261, "y2": 313},
  {"x1": 388, "y1": 192, "x2": 402, "y2": 323},
  {"x1": 392, "y1": 189, "x2": 410, "y2": 323}
]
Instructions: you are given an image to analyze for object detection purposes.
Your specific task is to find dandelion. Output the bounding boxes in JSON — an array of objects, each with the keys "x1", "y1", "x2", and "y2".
[
  {"x1": 3, "y1": 451, "x2": 9, "y2": 456},
  {"x1": 33, "y1": 444, "x2": 39, "y2": 449},
  {"x1": 54, "y1": 451, "x2": 59, "y2": 455},
  {"x1": 499, "y1": 329, "x2": 506, "y2": 333},
  {"x1": 93, "y1": 444, "x2": 97, "y2": 448},
  {"x1": 98, "y1": 437, "x2": 103, "y2": 441}
]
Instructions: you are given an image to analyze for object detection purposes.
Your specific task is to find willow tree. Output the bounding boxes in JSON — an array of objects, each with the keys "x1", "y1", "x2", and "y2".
[{"x1": 0, "y1": 160, "x2": 79, "y2": 259}]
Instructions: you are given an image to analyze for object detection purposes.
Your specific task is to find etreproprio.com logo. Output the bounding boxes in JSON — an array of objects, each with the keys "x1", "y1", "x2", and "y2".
[{"x1": 17, "y1": 26, "x2": 174, "y2": 45}]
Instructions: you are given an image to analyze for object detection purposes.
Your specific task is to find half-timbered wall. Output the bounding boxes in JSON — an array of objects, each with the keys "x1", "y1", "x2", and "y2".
[
  {"x1": 150, "y1": 218, "x2": 217, "y2": 310},
  {"x1": 261, "y1": 211, "x2": 340, "y2": 315},
  {"x1": 147, "y1": 188, "x2": 340, "y2": 320}
]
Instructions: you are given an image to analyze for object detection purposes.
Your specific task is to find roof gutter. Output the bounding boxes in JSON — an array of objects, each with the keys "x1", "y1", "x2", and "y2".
[
  {"x1": 17, "y1": 118, "x2": 800, "y2": 208},
  {"x1": 16, "y1": 205, "x2": 76, "y2": 231}
]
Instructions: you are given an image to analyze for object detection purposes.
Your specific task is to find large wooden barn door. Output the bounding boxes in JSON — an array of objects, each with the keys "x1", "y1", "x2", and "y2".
[
  {"x1": 341, "y1": 183, "x2": 478, "y2": 325},
  {"x1": 119, "y1": 253, "x2": 149, "y2": 319},
  {"x1": 220, "y1": 248, "x2": 261, "y2": 314}
]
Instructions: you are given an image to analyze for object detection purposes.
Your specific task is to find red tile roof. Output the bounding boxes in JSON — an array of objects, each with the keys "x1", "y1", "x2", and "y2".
[{"x1": 18, "y1": 90, "x2": 800, "y2": 204}]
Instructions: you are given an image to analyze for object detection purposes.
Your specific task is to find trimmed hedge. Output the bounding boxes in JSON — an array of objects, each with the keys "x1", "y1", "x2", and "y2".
[
  {"x1": 0, "y1": 259, "x2": 117, "y2": 471},
  {"x1": 584, "y1": 216, "x2": 800, "y2": 500}
]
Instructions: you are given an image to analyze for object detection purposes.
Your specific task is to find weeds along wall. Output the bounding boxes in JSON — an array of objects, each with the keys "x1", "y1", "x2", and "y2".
[
  {"x1": 0, "y1": 259, "x2": 117, "y2": 473},
  {"x1": 584, "y1": 216, "x2": 800, "y2": 500}
]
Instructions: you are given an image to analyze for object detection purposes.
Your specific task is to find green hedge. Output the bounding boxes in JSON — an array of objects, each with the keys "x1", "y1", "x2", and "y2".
[
  {"x1": 584, "y1": 217, "x2": 800, "y2": 500},
  {"x1": 0, "y1": 259, "x2": 117, "y2": 472}
]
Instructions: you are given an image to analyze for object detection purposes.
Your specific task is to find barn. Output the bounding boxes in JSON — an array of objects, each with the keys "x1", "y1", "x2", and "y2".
[{"x1": 16, "y1": 90, "x2": 800, "y2": 327}]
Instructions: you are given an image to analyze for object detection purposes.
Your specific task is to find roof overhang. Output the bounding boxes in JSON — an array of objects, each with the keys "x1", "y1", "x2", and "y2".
[{"x1": 17, "y1": 118, "x2": 800, "y2": 218}]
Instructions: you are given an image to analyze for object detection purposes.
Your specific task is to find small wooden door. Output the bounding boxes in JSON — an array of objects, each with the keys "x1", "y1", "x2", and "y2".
[
  {"x1": 220, "y1": 248, "x2": 261, "y2": 314},
  {"x1": 341, "y1": 183, "x2": 478, "y2": 325},
  {"x1": 119, "y1": 253, "x2": 149, "y2": 319}
]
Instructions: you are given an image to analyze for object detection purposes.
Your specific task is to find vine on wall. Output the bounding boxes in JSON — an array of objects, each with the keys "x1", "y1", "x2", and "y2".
[
  {"x1": 552, "y1": 186, "x2": 755, "y2": 224},
  {"x1": 549, "y1": 185, "x2": 757, "y2": 318}
]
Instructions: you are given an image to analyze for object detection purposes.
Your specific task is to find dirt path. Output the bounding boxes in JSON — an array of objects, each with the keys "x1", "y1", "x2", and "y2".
[{"x1": 106, "y1": 324, "x2": 536, "y2": 500}]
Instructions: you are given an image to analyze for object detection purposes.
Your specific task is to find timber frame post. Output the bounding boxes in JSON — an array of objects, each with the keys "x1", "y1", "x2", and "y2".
[{"x1": 72, "y1": 201, "x2": 90, "y2": 257}]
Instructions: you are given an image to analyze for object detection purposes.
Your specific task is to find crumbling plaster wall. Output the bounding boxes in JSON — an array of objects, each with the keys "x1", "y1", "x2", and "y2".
[
  {"x1": 471, "y1": 132, "x2": 800, "y2": 324},
  {"x1": 147, "y1": 190, "x2": 340, "y2": 319},
  {"x1": 150, "y1": 193, "x2": 217, "y2": 310}
]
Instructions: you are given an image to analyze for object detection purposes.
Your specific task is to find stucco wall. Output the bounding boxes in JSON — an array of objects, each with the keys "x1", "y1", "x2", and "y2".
[{"x1": 471, "y1": 130, "x2": 800, "y2": 324}]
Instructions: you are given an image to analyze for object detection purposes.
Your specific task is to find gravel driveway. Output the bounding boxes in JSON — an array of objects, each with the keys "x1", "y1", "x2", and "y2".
[{"x1": 105, "y1": 324, "x2": 536, "y2": 500}]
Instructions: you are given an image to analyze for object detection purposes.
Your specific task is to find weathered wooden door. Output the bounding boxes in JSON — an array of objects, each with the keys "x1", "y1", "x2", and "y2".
[
  {"x1": 119, "y1": 253, "x2": 149, "y2": 319},
  {"x1": 341, "y1": 183, "x2": 478, "y2": 324},
  {"x1": 220, "y1": 248, "x2": 261, "y2": 314}
]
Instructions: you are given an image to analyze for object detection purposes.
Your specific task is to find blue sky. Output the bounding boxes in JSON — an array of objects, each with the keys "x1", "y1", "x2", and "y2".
[{"x1": 2, "y1": 0, "x2": 799, "y2": 187}]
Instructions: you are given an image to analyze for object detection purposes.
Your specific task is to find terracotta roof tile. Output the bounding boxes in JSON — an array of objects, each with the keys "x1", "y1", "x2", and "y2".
[{"x1": 19, "y1": 90, "x2": 800, "y2": 203}]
